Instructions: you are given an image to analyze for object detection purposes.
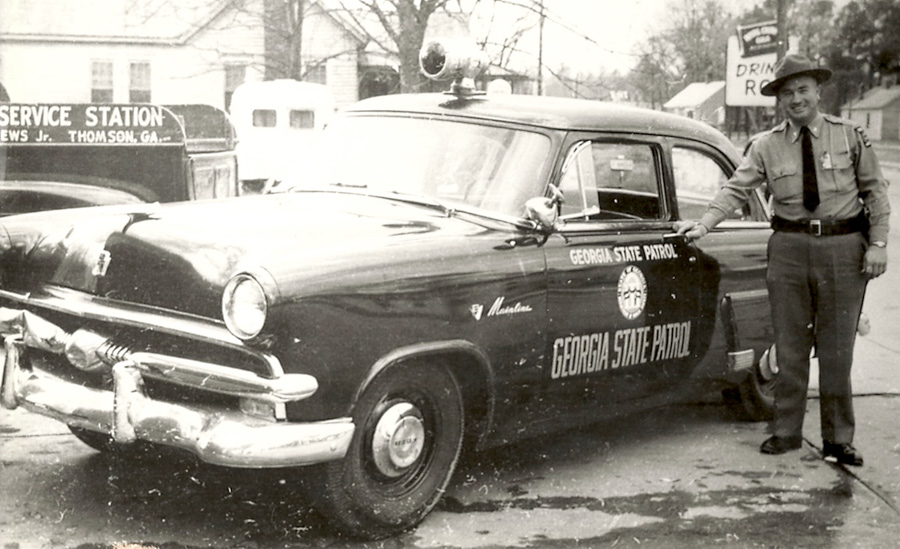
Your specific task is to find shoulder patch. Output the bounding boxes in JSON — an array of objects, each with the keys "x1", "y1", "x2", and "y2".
[{"x1": 854, "y1": 126, "x2": 872, "y2": 148}]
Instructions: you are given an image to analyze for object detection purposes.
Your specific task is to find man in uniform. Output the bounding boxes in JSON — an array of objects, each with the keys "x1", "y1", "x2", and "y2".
[{"x1": 675, "y1": 54, "x2": 890, "y2": 466}]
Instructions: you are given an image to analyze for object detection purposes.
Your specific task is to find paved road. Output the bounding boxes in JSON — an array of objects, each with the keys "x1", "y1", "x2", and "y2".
[
  {"x1": 1, "y1": 148, "x2": 899, "y2": 549},
  {"x1": 3, "y1": 394, "x2": 900, "y2": 548}
]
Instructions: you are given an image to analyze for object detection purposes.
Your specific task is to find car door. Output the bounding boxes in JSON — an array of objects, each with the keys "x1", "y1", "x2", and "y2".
[
  {"x1": 540, "y1": 136, "x2": 705, "y2": 421},
  {"x1": 670, "y1": 141, "x2": 773, "y2": 382}
]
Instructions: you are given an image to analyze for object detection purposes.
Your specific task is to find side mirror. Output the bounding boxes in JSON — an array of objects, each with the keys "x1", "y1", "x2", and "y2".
[{"x1": 525, "y1": 184, "x2": 564, "y2": 232}]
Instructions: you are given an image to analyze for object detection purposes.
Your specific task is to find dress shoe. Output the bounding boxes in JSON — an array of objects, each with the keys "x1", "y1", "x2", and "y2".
[
  {"x1": 760, "y1": 435, "x2": 803, "y2": 454},
  {"x1": 823, "y1": 442, "x2": 864, "y2": 466}
]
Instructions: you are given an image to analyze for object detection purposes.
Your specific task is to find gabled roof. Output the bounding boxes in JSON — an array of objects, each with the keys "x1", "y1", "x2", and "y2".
[
  {"x1": 0, "y1": 0, "x2": 242, "y2": 45},
  {"x1": 664, "y1": 81, "x2": 725, "y2": 110},
  {"x1": 313, "y1": 0, "x2": 369, "y2": 44},
  {"x1": 843, "y1": 86, "x2": 900, "y2": 110}
]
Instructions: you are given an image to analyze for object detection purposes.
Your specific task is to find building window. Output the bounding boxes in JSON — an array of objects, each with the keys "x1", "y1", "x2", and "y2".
[
  {"x1": 225, "y1": 64, "x2": 246, "y2": 111},
  {"x1": 304, "y1": 63, "x2": 326, "y2": 85},
  {"x1": 129, "y1": 62, "x2": 151, "y2": 103},
  {"x1": 91, "y1": 60, "x2": 113, "y2": 103}
]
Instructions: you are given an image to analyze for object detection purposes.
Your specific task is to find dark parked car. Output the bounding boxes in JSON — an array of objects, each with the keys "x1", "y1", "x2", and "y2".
[
  {"x1": 0, "y1": 44, "x2": 775, "y2": 539},
  {"x1": 0, "y1": 103, "x2": 239, "y2": 216}
]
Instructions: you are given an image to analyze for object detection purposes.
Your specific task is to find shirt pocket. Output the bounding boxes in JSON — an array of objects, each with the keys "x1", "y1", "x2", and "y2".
[
  {"x1": 827, "y1": 150, "x2": 855, "y2": 188},
  {"x1": 768, "y1": 163, "x2": 802, "y2": 202}
]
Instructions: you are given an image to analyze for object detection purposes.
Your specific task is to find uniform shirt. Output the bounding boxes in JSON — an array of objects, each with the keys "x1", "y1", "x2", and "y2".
[{"x1": 699, "y1": 113, "x2": 891, "y2": 243}]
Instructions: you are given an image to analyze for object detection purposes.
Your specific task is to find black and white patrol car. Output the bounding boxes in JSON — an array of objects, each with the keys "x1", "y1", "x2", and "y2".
[{"x1": 0, "y1": 42, "x2": 775, "y2": 539}]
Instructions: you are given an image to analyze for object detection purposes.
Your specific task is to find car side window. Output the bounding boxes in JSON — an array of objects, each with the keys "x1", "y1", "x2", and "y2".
[
  {"x1": 671, "y1": 146, "x2": 746, "y2": 220},
  {"x1": 559, "y1": 141, "x2": 662, "y2": 222}
]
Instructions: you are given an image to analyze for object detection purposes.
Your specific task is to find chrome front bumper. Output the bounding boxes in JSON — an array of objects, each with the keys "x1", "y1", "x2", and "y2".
[{"x1": 0, "y1": 306, "x2": 355, "y2": 468}]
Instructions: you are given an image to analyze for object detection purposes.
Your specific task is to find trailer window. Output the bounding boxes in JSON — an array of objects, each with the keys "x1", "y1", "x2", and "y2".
[
  {"x1": 253, "y1": 109, "x2": 277, "y2": 128},
  {"x1": 290, "y1": 110, "x2": 315, "y2": 129}
]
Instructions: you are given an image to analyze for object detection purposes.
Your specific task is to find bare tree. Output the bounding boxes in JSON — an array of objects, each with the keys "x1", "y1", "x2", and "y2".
[
  {"x1": 629, "y1": 35, "x2": 680, "y2": 109},
  {"x1": 335, "y1": 0, "x2": 453, "y2": 92},
  {"x1": 469, "y1": 0, "x2": 535, "y2": 70},
  {"x1": 265, "y1": 0, "x2": 308, "y2": 80},
  {"x1": 664, "y1": 0, "x2": 734, "y2": 84},
  {"x1": 788, "y1": 0, "x2": 838, "y2": 61}
]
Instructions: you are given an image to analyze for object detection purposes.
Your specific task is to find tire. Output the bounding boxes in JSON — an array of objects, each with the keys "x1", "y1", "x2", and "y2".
[
  {"x1": 725, "y1": 345, "x2": 777, "y2": 422},
  {"x1": 313, "y1": 362, "x2": 464, "y2": 539}
]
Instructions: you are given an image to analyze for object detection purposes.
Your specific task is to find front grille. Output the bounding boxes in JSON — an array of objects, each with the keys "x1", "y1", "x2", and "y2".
[
  {"x1": 101, "y1": 327, "x2": 271, "y2": 377},
  {"x1": 142, "y1": 377, "x2": 240, "y2": 409},
  {"x1": 29, "y1": 305, "x2": 273, "y2": 378},
  {"x1": 25, "y1": 334, "x2": 246, "y2": 412},
  {"x1": 29, "y1": 351, "x2": 110, "y2": 390}
]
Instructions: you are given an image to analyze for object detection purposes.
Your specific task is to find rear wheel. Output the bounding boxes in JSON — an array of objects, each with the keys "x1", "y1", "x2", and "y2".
[
  {"x1": 313, "y1": 362, "x2": 464, "y2": 539},
  {"x1": 725, "y1": 345, "x2": 777, "y2": 421}
]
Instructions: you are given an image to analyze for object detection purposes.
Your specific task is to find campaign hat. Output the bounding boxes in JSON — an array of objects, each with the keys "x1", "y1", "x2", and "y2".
[{"x1": 761, "y1": 54, "x2": 832, "y2": 97}]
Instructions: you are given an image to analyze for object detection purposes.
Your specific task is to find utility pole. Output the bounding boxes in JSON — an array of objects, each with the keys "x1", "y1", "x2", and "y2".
[
  {"x1": 774, "y1": 0, "x2": 788, "y2": 123},
  {"x1": 537, "y1": 0, "x2": 544, "y2": 96},
  {"x1": 776, "y1": 0, "x2": 788, "y2": 60}
]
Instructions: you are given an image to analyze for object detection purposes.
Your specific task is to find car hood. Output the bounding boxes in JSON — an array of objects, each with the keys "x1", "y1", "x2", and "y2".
[{"x1": 1, "y1": 192, "x2": 501, "y2": 319}]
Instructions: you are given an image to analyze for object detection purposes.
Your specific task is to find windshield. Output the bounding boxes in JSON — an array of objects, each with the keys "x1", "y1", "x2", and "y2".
[{"x1": 283, "y1": 115, "x2": 552, "y2": 218}]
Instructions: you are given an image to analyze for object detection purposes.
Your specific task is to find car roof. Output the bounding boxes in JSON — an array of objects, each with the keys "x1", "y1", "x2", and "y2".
[{"x1": 344, "y1": 93, "x2": 737, "y2": 156}]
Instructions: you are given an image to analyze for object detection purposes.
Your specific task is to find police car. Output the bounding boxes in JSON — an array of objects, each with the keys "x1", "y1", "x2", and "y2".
[{"x1": 0, "y1": 42, "x2": 775, "y2": 539}]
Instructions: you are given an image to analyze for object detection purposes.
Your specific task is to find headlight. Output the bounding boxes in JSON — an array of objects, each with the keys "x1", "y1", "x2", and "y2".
[{"x1": 223, "y1": 274, "x2": 268, "y2": 340}]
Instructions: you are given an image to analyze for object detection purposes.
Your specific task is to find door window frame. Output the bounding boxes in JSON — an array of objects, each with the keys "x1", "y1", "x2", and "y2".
[
  {"x1": 667, "y1": 139, "x2": 770, "y2": 223},
  {"x1": 554, "y1": 135, "x2": 672, "y2": 234}
]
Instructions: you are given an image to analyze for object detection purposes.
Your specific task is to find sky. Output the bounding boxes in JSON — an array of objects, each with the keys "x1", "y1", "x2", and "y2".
[{"x1": 468, "y1": 0, "x2": 779, "y2": 75}]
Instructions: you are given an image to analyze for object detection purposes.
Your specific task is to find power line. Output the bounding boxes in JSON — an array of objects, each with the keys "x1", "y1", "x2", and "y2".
[{"x1": 491, "y1": 0, "x2": 642, "y2": 63}]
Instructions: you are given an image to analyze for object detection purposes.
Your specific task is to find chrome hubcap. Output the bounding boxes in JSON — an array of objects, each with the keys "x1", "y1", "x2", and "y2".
[
  {"x1": 759, "y1": 345, "x2": 779, "y2": 381},
  {"x1": 371, "y1": 402, "x2": 426, "y2": 478}
]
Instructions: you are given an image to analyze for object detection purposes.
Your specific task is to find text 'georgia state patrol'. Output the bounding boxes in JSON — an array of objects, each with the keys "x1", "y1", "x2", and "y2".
[{"x1": 551, "y1": 321, "x2": 691, "y2": 379}]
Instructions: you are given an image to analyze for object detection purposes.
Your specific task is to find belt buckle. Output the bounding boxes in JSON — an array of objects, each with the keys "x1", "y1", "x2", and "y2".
[{"x1": 809, "y1": 219, "x2": 822, "y2": 236}]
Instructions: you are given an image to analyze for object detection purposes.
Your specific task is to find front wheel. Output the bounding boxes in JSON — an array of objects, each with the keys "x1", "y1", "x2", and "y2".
[
  {"x1": 724, "y1": 345, "x2": 777, "y2": 421},
  {"x1": 313, "y1": 362, "x2": 464, "y2": 539}
]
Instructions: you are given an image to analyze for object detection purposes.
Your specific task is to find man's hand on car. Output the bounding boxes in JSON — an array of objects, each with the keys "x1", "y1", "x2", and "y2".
[{"x1": 673, "y1": 220, "x2": 709, "y2": 240}]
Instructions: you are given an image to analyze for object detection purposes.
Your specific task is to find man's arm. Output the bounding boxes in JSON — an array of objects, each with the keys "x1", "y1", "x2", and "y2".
[
  {"x1": 851, "y1": 125, "x2": 890, "y2": 278},
  {"x1": 674, "y1": 140, "x2": 767, "y2": 240}
]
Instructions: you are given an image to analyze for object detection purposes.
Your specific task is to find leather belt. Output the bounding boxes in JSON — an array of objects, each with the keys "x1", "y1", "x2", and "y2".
[{"x1": 771, "y1": 213, "x2": 867, "y2": 237}]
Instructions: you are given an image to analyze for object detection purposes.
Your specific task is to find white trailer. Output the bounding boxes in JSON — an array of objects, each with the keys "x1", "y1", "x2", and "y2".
[{"x1": 229, "y1": 80, "x2": 335, "y2": 191}]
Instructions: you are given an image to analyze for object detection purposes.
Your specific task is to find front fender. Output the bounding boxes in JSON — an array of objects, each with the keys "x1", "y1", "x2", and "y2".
[{"x1": 355, "y1": 340, "x2": 497, "y2": 449}]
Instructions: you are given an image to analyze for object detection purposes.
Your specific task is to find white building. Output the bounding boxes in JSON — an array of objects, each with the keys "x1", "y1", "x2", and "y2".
[
  {"x1": 0, "y1": 0, "x2": 480, "y2": 112},
  {"x1": 664, "y1": 81, "x2": 726, "y2": 129},
  {"x1": 840, "y1": 86, "x2": 900, "y2": 142},
  {"x1": 0, "y1": 0, "x2": 267, "y2": 109}
]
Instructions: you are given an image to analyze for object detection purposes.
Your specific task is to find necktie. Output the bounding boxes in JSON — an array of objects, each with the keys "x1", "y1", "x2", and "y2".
[{"x1": 800, "y1": 126, "x2": 819, "y2": 212}]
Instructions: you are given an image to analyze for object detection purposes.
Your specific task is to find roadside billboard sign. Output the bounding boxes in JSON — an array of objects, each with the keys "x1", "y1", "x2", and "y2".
[{"x1": 725, "y1": 21, "x2": 782, "y2": 107}]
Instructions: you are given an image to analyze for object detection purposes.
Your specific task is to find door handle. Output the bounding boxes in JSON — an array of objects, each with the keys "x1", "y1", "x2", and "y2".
[
  {"x1": 662, "y1": 232, "x2": 699, "y2": 258},
  {"x1": 662, "y1": 232, "x2": 686, "y2": 243}
]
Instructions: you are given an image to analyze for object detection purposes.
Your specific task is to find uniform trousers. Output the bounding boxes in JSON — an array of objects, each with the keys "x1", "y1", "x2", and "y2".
[{"x1": 766, "y1": 230, "x2": 868, "y2": 443}]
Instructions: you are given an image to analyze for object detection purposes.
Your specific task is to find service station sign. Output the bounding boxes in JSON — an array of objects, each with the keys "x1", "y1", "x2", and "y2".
[{"x1": 0, "y1": 104, "x2": 185, "y2": 145}]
